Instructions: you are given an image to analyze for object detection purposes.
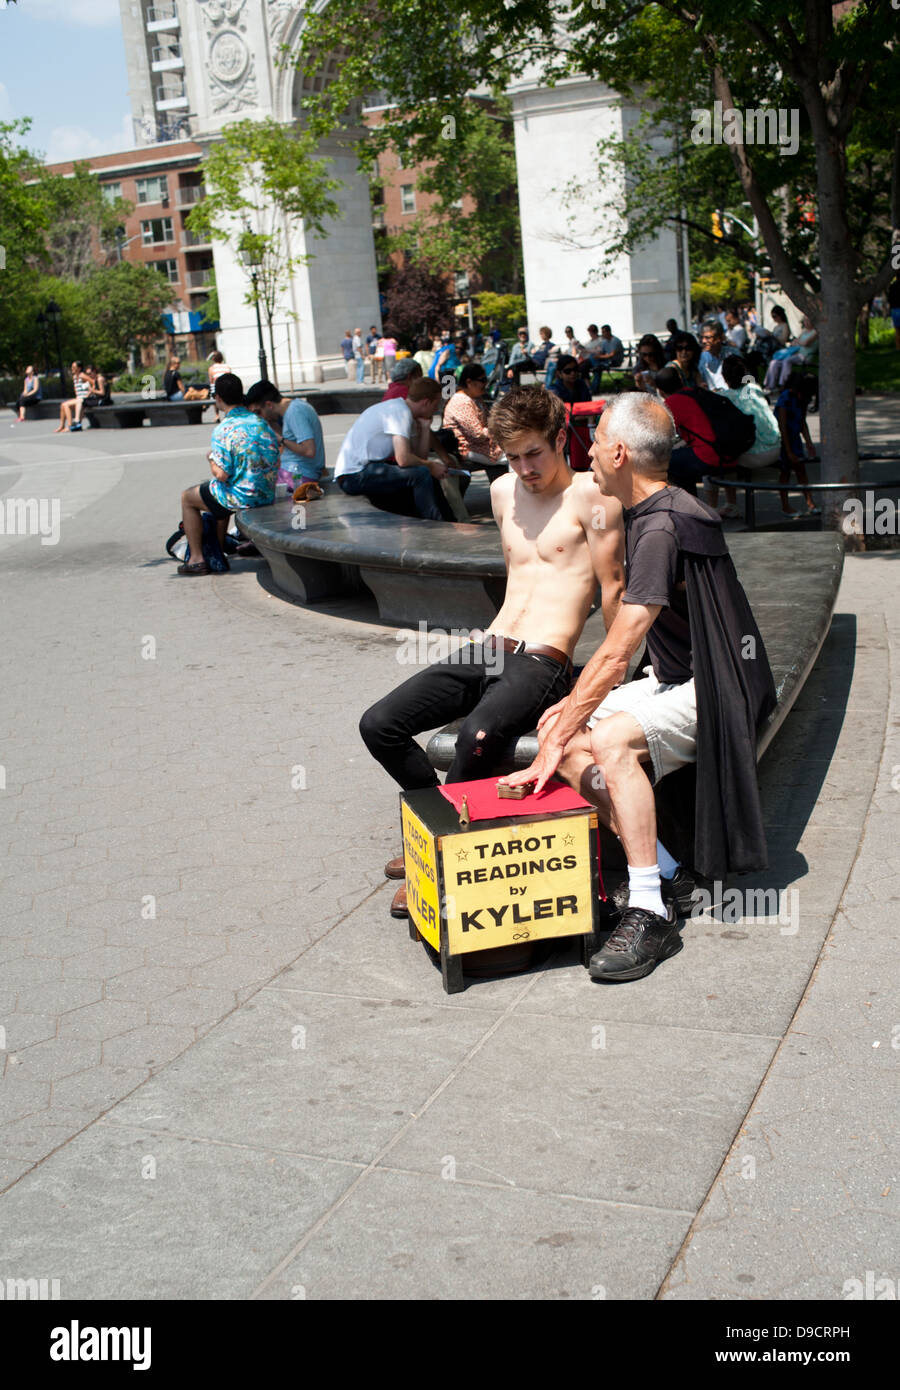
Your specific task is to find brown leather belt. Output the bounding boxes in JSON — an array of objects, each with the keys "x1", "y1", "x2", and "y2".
[{"x1": 477, "y1": 633, "x2": 573, "y2": 673}]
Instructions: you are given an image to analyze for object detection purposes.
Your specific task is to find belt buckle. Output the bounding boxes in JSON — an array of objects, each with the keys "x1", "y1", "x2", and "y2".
[{"x1": 514, "y1": 640, "x2": 527, "y2": 655}]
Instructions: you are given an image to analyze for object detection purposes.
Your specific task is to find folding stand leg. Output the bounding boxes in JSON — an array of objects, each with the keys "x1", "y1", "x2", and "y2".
[{"x1": 440, "y1": 941, "x2": 466, "y2": 994}]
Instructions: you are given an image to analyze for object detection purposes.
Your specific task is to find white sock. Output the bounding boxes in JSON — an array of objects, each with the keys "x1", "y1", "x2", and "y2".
[
  {"x1": 657, "y1": 839, "x2": 681, "y2": 880},
  {"x1": 627, "y1": 863, "x2": 666, "y2": 917}
]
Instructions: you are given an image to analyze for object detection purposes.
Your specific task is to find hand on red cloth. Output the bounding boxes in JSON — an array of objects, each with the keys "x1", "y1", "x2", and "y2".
[{"x1": 499, "y1": 734, "x2": 566, "y2": 797}]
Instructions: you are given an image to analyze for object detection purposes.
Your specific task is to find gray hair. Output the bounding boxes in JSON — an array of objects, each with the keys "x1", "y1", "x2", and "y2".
[
  {"x1": 702, "y1": 318, "x2": 724, "y2": 336},
  {"x1": 390, "y1": 358, "x2": 420, "y2": 381},
  {"x1": 602, "y1": 393, "x2": 675, "y2": 475}
]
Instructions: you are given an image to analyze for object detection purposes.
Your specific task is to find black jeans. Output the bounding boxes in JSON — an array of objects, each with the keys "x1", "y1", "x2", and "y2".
[
  {"x1": 339, "y1": 460, "x2": 449, "y2": 521},
  {"x1": 359, "y1": 646, "x2": 572, "y2": 790}
]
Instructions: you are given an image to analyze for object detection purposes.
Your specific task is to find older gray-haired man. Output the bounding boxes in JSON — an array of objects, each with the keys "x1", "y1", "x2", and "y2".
[{"x1": 502, "y1": 392, "x2": 776, "y2": 983}]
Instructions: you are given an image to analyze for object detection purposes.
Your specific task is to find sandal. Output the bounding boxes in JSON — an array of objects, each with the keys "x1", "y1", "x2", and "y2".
[{"x1": 176, "y1": 560, "x2": 211, "y2": 576}]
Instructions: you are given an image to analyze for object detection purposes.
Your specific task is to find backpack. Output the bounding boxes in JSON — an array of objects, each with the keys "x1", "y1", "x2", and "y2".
[
  {"x1": 165, "y1": 514, "x2": 230, "y2": 572},
  {"x1": 682, "y1": 386, "x2": 756, "y2": 463}
]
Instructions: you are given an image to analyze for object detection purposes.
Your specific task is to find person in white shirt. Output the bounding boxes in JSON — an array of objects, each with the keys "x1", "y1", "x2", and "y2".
[
  {"x1": 724, "y1": 309, "x2": 748, "y2": 351},
  {"x1": 335, "y1": 377, "x2": 453, "y2": 519}
]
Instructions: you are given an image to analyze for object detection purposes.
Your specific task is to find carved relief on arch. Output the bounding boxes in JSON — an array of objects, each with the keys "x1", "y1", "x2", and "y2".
[{"x1": 197, "y1": 0, "x2": 246, "y2": 30}]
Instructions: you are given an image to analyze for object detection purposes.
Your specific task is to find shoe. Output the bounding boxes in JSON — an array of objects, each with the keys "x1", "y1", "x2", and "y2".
[
  {"x1": 806, "y1": 506, "x2": 821, "y2": 516},
  {"x1": 69, "y1": 423, "x2": 82, "y2": 431},
  {"x1": 390, "y1": 883, "x2": 408, "y2": 919},
  {"x1": 176, "y1": 560, "x2": 211, "y2": 576},
  {"x1": 384, "y1": 855, "x2": 405, "y2": 880},
  {"x1": 718, "y1": 504, "x2": 740, "y2": 520},
  {"x1": 589, "y1": 904, "x2": 682, "y2": 982},
  {"x1": 608, "y1": 867, "x2": 697, "y2": 917}
]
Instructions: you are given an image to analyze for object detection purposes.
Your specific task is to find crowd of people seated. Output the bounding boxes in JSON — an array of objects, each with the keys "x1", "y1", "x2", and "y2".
[{"x1": 164, "y1": 297, "x2": 823, "y2": 558}]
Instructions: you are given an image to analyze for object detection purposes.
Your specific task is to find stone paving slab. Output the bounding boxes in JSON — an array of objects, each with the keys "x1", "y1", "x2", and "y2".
[{"x1": 252, "y1": 1167, "x2": 690, "y2": 1302}]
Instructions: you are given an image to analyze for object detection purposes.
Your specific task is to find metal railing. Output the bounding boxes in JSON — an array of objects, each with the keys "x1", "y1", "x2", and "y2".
[
  {"x1": 176, "y1": 185, "x2": 205, "y2": 207},
  {"x1": 146, "y1": 4, "x2": 178, "y2": 23},
  {"x1": 182, "y1": 229, "x2": 210, "y2": 247},
  {"x1": 151, "y1": 43, "x2": 182, "y2": 63},
  {"x1": 186, "y1": 269, "x2": 213, "y2": 288}
]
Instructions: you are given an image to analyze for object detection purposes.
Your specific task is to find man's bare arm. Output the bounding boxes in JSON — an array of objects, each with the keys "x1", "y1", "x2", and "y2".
[
  {"x1": 392, "y1": 434, "x2": 432, "y2": 469},
  {"x1": 552, "y1": 601, "x2": 661, "y2": 747},
  {"x1": 502, "y1": 600, "x2": 661, "y2": 792},
  {"x1": 282, "y1": 437, "x2": 317, "y2": 459}
]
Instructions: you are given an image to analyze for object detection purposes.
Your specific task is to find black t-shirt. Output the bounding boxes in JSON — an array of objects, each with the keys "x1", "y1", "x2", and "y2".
[
  {"x1": 163, "y1": 369, "x2": 182, "y2": 398},
  {"x1": 623, "y1": 489, "x2": 696, "y2": 684}
]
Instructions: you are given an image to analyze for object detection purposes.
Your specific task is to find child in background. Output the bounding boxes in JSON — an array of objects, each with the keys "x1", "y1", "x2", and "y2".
[{"x1": 776, "y1": 371, "x2": 819, "y2": 518}]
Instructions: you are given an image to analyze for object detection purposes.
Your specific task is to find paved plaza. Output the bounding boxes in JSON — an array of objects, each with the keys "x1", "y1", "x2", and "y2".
[{"x1": 0, "y1": 402, "x2": 898, "y2": 1300}]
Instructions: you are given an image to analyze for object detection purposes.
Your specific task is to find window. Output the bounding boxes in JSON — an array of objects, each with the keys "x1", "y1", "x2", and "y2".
[
  {"x1": 400, "y1": 184, "x2": 415, "y2": 214},
  {"x1": 154, "y1": 258, "x2": 179, "y2": 283},
  {"x1": 136, "y1": 175, "x2": 169, "y2": 205},
  {"x1": 101, "y1": 182, "x2": 122, "y2": 204},
  {"x1": 141, "y1": 217, "x2": 174, "y2": 244}
]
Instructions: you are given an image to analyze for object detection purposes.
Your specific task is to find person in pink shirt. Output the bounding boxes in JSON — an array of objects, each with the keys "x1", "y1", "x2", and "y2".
[
  {"x1": 380, "y1": 335, "x2": 398, "y2": 381},
  {"x1": 442, "y1": 364, "x2": 507, "y2": 474}
]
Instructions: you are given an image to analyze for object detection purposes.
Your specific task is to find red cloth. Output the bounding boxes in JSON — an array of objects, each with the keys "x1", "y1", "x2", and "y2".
[
  {"x1": 439, "y1": 776, "x2": 605, "y2": 896},
  {"x1": 567, "y1": 399, "x2": 606, "y2": 419},
  {"x1": 382, "y1": 381, "x2": 410, "y2": 401},
  {"x1": 664, "y1": 391, "x2": 719, "y2": 466},
  {"x1": 439, "y1": 775, "x2": 591, "y2": 820}
]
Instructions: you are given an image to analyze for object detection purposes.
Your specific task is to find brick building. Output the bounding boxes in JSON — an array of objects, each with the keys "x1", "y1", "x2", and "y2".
[{"x1": 43, "y1": 140, "x2": 219, "y2": 365}]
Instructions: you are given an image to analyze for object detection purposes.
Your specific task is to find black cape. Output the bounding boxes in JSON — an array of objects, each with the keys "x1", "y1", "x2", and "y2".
[{"x1": 630, "y1": 490, "x2": 776, "y2": 880}]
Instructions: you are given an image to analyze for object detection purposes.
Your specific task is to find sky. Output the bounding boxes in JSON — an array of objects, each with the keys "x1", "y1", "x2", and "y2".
[{"x1": 0, "y1": 0, "x2": 134, "y2": 164}]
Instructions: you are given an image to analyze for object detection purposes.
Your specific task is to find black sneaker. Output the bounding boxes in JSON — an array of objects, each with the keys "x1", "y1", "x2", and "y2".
[
  {"x1": 607, "y1": 867, "x2": 697, "y2": 918},
  {"x1": 589, "y1": 904, "x2": 683, "y2": 982}
]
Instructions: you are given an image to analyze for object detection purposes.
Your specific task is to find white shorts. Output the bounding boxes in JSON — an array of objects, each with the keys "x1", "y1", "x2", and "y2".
[{"x1": 587, "y1": 666, "x2": 697, "y2": 784}]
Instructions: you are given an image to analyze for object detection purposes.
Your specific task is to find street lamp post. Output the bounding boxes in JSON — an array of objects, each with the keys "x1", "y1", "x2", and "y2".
[
  {"x1": 36, "y1": 310, "x2": 50, "y2": 376},
  {"x1": 45, "y1": 299, "x2": 66, "y2": 396},
  {"x1": 240, "y1": 242, "x2": 269, "y2": 382}
]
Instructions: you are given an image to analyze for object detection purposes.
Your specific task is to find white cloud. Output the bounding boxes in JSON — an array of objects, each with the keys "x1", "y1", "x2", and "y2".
[
  {"x1": 46, "y1": 112, "x2": 134, "y2": 163},
  {"x1": 0, "y1": 81, "x2": 11, "y2": 120},
  {"x1": 15, "y1": 0, "x2": 122, "y2": 27}
]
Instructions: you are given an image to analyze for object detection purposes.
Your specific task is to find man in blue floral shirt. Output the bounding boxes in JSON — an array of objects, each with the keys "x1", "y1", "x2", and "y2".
[{"x1": 178, "y1": 373, "x2": 280, "y2": 576}]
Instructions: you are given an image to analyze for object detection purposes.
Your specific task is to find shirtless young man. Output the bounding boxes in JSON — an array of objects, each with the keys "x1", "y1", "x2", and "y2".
[{"x1": 359, "y1": 387, "x2": 625, "y2": 917}]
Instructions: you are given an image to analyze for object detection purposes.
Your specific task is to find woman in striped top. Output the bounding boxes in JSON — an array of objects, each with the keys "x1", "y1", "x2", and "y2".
[{"x1": 55, "y1": 362, "x2": 92, "y2": 433}]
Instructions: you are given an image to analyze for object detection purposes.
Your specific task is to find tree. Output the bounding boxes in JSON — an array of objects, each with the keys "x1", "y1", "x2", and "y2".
[
  {"x1": 187, "y1": 118, "x2": 342, "y2": 384},
  {"x1": 84, "y1": 262, "x2": 173, "y2": 372},
  {"x1": 382, "y1": 263, "x2": 451, "y2": 342},
  {"x1": 473, "y1": 291, "x2": 527, "y2": 338},
  {"x1": 296, "y1": 0, "x2": 900, "y2": 525},
  {"x1": 0, "y1": 119, "x2": 49, "y2": 371},
  {"x1": 383, "y1": 100, "x2": 523, "y2": 292},
  {"x1": 33, "y1": 162, "x2": 131, "y2": 280}
]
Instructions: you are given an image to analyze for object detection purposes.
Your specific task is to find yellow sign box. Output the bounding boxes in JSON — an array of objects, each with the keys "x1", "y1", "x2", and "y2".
[
  {"x1": 442, "y1": 815, "x2": 594, "y2": 954},
  {"x1": 401, "y1": 799, "x2": 441, "y2": 951}
]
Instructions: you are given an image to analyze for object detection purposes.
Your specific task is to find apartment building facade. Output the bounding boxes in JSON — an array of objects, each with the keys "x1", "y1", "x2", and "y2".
[{"x1": 44, "y1": 141, "x2": 218, "y2": 364}]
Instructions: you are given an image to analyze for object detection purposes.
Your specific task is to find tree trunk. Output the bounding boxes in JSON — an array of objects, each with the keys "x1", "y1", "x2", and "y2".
[
  {"x1": 815, "y1": 280, "x2": 858, "y2": 532},
  {"x1": 266, "y1": 311, "x2": 278, "y2": 388}
]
